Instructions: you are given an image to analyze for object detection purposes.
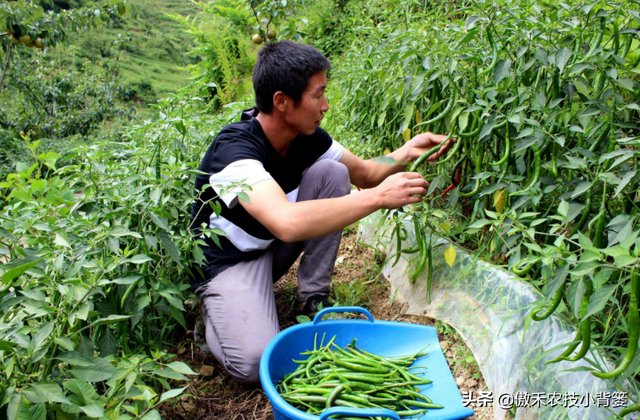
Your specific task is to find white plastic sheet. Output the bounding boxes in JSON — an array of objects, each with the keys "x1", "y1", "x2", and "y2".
[{"x1": 359, "y1": 211, "x2": 640, "y2": 420}]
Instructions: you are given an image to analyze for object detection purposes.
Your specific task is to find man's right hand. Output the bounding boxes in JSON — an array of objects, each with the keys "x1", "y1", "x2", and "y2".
[
  {"x1": 373, "y1": 172, "x2": 429, "y2": 209},
  {"x1": 237, "y1": 169, "x2": 428, "y2": 243}
]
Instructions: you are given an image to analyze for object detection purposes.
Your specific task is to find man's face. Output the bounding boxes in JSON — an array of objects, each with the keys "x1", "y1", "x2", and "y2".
[{"x1": 284, "y1": 71, "x2": 329, "y2": 136}]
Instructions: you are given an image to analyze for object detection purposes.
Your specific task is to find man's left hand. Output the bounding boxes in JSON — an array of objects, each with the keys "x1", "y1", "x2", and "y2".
[{"x1": 404, "y1": 132, "x2": 456, "y2": 164}]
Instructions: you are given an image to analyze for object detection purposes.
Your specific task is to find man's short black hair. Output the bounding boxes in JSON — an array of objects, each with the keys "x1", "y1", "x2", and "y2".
[{"x1": 253, "y1": 41, "x2": 331, "y2": 114}]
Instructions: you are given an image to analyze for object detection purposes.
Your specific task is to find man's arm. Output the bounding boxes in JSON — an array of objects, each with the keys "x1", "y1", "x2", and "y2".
[
  {"x1": 238, "y1": 172, "x2": 428, "y2": 243},
  {"x1": 339, "y1": 132, "x2": 454, "y2": 189}
]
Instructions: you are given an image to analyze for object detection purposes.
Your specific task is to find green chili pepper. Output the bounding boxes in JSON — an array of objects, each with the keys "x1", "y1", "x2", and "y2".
[
  {"x1": 396, "y1": 387, "x2": 433, "y2": 403},
  {"x1": 532, "y1": 282, "x2": 565, "y2": 321},
  {"x1": 306, "y1": 355, "x2": 323, "y2": 377},
  {"x1": 402, "y1": 400, "x2": 444, "y2": 409},
  {"x1": 396, "y1": 409, "x2": 429, "y2": 416},
  {"x1": 564, "y1": 277, "x2": 593, "y2": 362},
  {"x1": 414, "y1": 88, "x2": 457, "y2": 130},
  {"x1": 591, "y1": 17, "x2": 606, "y2": 52},
  {"x1": 282, "y1": 395, "x2": 362, "y2": 408},
  {"x1": 491, "y1": 123, "x2": 510, "y2": 166},
  {"x1": 393, "y1": 223, "x2": 406, "y2": 267},
  {"x1": 334, "y1": 359, "x2": 390, "y2": 374},
  {"x1": 527, "y1": 142, "x2": 541, "y2": 189},
  {"x1": 613, "y1": 20, "x2": 620, "y2": 56},
  {"x1": 458, "y1": 120, "x2": 483, "y2": 138},
  {"x1": 326, "y1": 384, "x2": 345, "y2": 408},
  {"x1": 618, "y1": 401, "x2": 640, "y2": 418},
  {"x1": 436, "y1": 132, "x2": 462, "y2": 165},
  {"x1": 512, "y1": 259, "x2": 536, "y2": 276},
  {"x1": 545, "y1": 330, "x2": 583, "y2": 365},
  {"x1": 621, "y1": 33, "x2": 632, "y2": 59},
  {"x1": 409, "y1": 216, "x2": 427, "y2": 283},
  {"x1": 568, "y1": 187, "x2": 592, "y2": 238},
  {"x1": 594, "y1": 182, "x2": 607, "y2": 249},
  {"x1": 322, "y1": 372, "x2": 388, "y2": 384},
  {"x1": 593, "y1": 267, "x2": 639, "y2": 379},
  {"x1": 409, "y1": 141, "x2": 446, "y2": 172},
  {"x1": 317, "y1": 381, "x2": 377, "y2": 392},
  {"x1": 278, "y1": 336, "x2": 444, "y2": 415},
  {"x1": 426, "y1": 232, "x2": 433, "y2": 303},
  {"x1": 552, "y1": 68, "x2": 561, "y2": 100},
  {"x1": 458, "y1": 144, "x2": 485, "y2": 197},
  {"x1": 477, "y1": 27, "x2": 498, "y2": 76}
]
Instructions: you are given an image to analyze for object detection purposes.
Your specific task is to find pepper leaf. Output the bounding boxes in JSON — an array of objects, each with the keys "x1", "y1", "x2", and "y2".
[
  {"x1": 444, "y1": 245, "x2": 457, "y2": 267},
  {"x1": 582, "y1": 285, "x2": 617, "y2": 321},
  {"x1": 494, "y1": 59, "x2": 511, "y2": 84},
  {"x1": 555, "y1": 48, "x2": 573, "y2": 73}
]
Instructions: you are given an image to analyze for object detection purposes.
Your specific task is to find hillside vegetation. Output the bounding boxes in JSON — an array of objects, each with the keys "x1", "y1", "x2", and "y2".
[
  {"x1": 1, "y1": 0, "x2": 639, "y2": 418},
  {"x1": 46, "y1": 0, "x2": 199, "y2": 102}
]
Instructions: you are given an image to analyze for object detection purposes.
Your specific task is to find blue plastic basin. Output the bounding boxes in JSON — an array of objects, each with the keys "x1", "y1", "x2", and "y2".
[{"x1": 260, "y1": 306, "x2": 475, "y2": 420}]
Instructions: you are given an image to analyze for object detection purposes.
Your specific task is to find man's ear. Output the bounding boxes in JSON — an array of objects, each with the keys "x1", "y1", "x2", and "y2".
[{"x1": 273, "y1": 91, "x2": 288, "y2": 113}]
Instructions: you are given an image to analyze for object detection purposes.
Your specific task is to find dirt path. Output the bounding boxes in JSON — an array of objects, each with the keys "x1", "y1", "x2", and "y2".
[{"x1": 160, "y1": 229, "x2": 494, "y2": 420}]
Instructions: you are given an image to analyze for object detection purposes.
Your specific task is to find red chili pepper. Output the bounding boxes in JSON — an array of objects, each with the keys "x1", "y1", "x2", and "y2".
[
  {"x1": 441, "y1": 184, "x2": 455, "y2": 197},
  {"x1": 441, "y1": 167, "x2": 462, "y2": 197}
]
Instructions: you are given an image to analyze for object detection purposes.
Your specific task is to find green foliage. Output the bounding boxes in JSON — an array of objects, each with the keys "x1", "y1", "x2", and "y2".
[
  {"x1": 326, "y1": 0, "x2": 640, "y2": 378},
  {"x1": 3, "y1": 0, "x2": 200, "y2": 109},
  {"x1": 0, "y1": 43, "x2": 133, "y2": 181},
  {"x1": 37, "y1": 1, "x2": 91, "y2": 12},
  {"x1": 302, "y1": 0, "x2": 353, "y2": 58},
  {"x1": 3, "y1": 53, "x2": 127, "y2": 137},
  {"x1": 296, "y1": 314, "x2": 312, "y2": 323},
  {"x1": 0, "y1": 0, "x2": 138, "y2": 182},
  {"x1": 67, "y1": 0, "x2": 200, "y2": 102},
  {"x1": 0, "y1": 0, "x2": 128, "y2": 51},
  {"x1": 332, "y1": 278, "x2": 371, "y2": 307},
  {"x1": 0, "y1": 0, "x2": 312, "y2": 417},
  {"x1": 436, "y1": 321, "x2": 480, "y2": 378},
  {"x1": 331, "y1": 243, "x2": 386, "y2": 308},
  {"x1": 248, "y1": 0, "x2": 305, "y2": 41},
  {"x1": 173, "y1": 0, "x2": 256, "y2": 110},
  {"x1": 0, "y1": 94, "x2": 240, "y2": 418}
]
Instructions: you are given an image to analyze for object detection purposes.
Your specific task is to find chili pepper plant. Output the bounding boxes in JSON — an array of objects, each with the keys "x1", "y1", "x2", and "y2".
[
  {"x1": 325, "y1": 0, "x2": 640, "y2": 383},
  {"x1": 0, "y1": 96, "x2": 248, "y2": 418}
]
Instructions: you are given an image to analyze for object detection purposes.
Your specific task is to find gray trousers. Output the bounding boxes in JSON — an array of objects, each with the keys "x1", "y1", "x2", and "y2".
[{"x1": 196, "y1": 159, "x2": 351, "y2": 385}]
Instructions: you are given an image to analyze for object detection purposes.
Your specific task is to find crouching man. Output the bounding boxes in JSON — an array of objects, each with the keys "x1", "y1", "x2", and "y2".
[{"x1": 189, "y1": 41, "x2": 453, "y2": 385}]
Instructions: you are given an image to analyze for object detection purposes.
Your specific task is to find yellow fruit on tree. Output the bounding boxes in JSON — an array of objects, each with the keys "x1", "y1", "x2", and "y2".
[
  {"x1": 252, "y1": 34, "x2": 264, "y2": 45},
  {"x1": 267, "y1": 29, "x2": 277, "y2": 39},
  {"x1": 11, "y1": 35, "x2": 20, "y2": 46},
  {"x1": 35, "y1": 38, "x2": 44, "y2": 49},
  {"x1": 20, "y1": 34, "x2": 33, "y2": 47}
]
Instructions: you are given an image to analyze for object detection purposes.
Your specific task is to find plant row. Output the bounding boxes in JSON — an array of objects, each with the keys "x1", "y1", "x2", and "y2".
[
  {"x1": 0, "y1": 96, "x2": 238, "y2": 419},
  {"x1": 328, "y1": 0, "x2": 640, "y2": 382}
]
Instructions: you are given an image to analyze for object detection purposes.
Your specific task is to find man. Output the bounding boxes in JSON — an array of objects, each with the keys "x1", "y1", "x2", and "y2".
[{"x1": 190, "y1": 41, "x2": 452, "y2": 385}]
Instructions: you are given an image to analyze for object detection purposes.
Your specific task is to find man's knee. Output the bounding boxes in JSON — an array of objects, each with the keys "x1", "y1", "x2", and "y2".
[
  {"x1": 226, "y1": 338, "x2": 271, "y2": 386},
  {"x1": 307, "y1": 159, "x2": 351, "y2": 196}
]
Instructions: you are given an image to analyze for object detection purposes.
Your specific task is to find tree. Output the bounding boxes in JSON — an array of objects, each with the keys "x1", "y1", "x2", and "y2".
[{"x1": 1, "y1": 0, "x2": 129, "y2": 89}]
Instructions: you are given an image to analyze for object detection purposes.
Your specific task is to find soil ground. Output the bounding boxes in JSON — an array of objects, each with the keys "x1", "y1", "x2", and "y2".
[{"x1": 159, "y1": 227, "x2": 495, "y2": 420}]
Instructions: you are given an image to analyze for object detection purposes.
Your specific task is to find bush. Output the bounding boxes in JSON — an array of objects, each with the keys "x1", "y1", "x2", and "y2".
[
  {"x1": 0, "y1": 93, "x2": 239, "y2": 418},
  {"x1": 326, "y1": 0, "x2": 640, "y2": 379},
  {"x1": 171, "y1": 0, "x2": 257, "y2": 110}
]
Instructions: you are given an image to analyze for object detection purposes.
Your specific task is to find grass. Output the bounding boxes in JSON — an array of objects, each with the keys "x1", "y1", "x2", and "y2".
[
  {"x1": 436, "y1": 320, "x2": 482, "y2": 379},
  {"x1": 61, "y1": 0, "x2": 200, "y2": 102},
  {"x1": 0, "y1": 0, "x2": 202, "y2": 175}
]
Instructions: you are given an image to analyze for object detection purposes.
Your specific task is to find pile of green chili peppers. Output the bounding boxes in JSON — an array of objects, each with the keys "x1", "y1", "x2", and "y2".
[{"x1": 277, "y1": 334, "x2": 444, "y2": 418}]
